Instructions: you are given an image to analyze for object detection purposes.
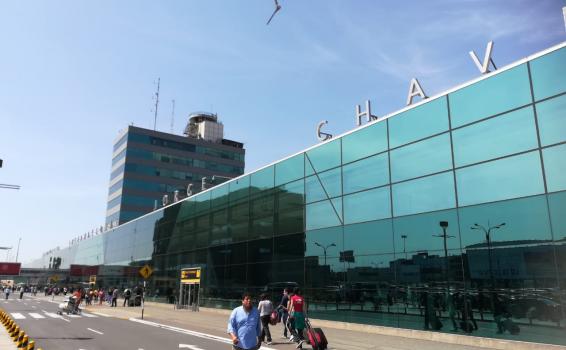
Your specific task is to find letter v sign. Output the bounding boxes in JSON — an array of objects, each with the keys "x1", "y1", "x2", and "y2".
[{"x1": 469, "y1": 41, "x2": 497, "y2": 74}]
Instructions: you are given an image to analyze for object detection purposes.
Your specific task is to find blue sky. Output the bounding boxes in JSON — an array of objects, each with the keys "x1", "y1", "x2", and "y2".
[{"x1": 0, "y1": 0, "x2": 564, "y2": 263}]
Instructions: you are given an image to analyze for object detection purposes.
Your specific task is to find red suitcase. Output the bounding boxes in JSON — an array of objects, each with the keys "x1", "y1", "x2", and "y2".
[{"x1": 305, "y1": 318, "x2": 328, "y2": 350}]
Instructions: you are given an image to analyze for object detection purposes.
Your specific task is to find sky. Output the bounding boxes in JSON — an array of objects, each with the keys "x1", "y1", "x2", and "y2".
[{"x1": 0, "y1": 0, "x2": 564, "y2": 264}]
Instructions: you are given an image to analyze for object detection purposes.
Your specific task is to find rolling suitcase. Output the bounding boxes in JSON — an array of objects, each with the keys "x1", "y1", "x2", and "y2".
[{"x1": 305, "y1": 318, "x2": 328, "y2": 350}]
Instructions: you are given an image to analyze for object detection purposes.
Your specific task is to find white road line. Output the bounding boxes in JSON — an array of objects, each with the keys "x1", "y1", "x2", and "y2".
[
  {"x1": 81, "y1": 312, "x2": 98, "y2": 318},
  {"x1": 29, "y1": 313, "x2": 46, "y2": 319},
  {"x1": 130, "y1": 318, "x2": 277, "y2": 350},
  {"x1": 90, "y1": 312, "x2": 110, "y2": 317},
  {"x1": 11, "y1": 313, "x2": 25, "y2": 319},
  {"x1": 87, "y1": 328, "x2": 104, "y2": 335},
  {"x1": 42, "y1": 311, "x2": 71, "y2": 323},
  {"x1": 67, "y1": 314, "x2": 81, "y2": 318}
]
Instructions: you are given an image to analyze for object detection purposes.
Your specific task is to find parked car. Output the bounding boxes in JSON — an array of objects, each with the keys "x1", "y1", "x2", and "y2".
[{"x1": 509, "y1": 296, "x2": 561, "y2": 323}]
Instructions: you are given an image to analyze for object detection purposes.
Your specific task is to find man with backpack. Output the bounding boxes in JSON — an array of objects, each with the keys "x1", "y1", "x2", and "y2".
[{"x1": 123, "y1": 288, "x2": 132, "y2": 307}]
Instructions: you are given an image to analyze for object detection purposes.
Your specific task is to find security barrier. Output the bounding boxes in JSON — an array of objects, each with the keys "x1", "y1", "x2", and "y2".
[{"x1": 0, "y1": 307, "x2": 42, "y2": 349}]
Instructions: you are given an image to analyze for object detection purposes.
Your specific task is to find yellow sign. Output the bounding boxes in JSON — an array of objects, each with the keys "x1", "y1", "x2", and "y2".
[
  {"x1": 89, "y1": 275, "x2": 97, "y2": 284},
  {"x1": 50, "y1": 275, "x2": 59, "y2": 283},
  {"x1": 181, "y1": 267, "x2": 201, "y2": 284},
  {"x1": 139, "y1": 265, "x2": 153, "y2": 279}
]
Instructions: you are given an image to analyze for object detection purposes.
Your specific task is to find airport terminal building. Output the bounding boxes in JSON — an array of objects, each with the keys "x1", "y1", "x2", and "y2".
[{"x1": 29, "y1": 42, "x2": 566, "y2": 346}]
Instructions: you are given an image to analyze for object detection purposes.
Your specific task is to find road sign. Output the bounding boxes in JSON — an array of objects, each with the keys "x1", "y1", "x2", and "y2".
[
  {"x1": 180, "y1": 267, "x2": 201, "y2": 284},
  {"x1": 50, "y1": 275, "x2": 59, "y2": 283},
  {"x1": 139, "y1": 265, "x2": 153, "y2": 279},
  {"x1": 89, "y1": 275, "x2": 97, "y2": 284}
]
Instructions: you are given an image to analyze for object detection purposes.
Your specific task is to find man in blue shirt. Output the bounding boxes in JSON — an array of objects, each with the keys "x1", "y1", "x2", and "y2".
[{"x1": 228, "y1": 292, "x2": 261, "y2": 350}]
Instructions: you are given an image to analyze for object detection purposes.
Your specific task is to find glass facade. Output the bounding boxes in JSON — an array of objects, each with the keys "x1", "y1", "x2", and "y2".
[{"x1": 33, "y1": 45, "x2": 566, "y2": 346}]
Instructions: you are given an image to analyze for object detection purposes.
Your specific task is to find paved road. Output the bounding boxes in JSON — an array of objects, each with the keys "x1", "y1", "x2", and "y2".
[{"x1": 0, "y1": 295, "x2": 261, "y2": 350}]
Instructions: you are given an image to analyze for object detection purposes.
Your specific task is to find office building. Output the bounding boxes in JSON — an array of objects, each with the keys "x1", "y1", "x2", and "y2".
[{"x1": 106, "y1": 113, "x2": 245, "y2": 226}]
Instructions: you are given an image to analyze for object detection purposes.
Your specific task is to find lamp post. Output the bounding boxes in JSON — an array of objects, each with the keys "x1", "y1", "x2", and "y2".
[
  {"x1": 471, "y1": 222, "x2": 505, "y2": 290},
  {"x1": 401, "y1": 235, "x2": 408, "y2": 260},
  {"x1": 433, "y1": 221, "x2": 454, "y2": 288},
  {"x1": 314, "y1": 242, "x2": 336, "y2": 266}
]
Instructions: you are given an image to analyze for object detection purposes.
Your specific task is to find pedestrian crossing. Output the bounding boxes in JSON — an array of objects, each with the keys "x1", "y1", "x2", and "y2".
[{"x1": 10, "y1": 311, "x2": 100, "y2": 320}]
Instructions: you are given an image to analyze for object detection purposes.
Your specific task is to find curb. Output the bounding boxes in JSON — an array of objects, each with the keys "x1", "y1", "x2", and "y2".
[{"x1": 0, "y1": 307, "x2": 41, "y2": 350}]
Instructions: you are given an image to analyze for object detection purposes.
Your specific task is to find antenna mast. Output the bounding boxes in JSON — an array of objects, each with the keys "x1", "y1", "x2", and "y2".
[
  {"x1": 153, "y1": 77, "x2": 160, "y2": 130},
  {"x1": 170, "y1": 99, "x2": 175, "y2": 133}
]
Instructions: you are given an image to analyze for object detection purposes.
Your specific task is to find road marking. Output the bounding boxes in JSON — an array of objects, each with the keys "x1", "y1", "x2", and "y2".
[
  {"x1": 11, "y1": 313, "x2": 25, "y2": 319},
  {"x1": 29, "y1": 313, "x2": 46, "y2": 319},
  {"x1": 87, "y1": 328, "x2": 104, "y2": 335},
  {"x1": 90, "y1": 312, "x2": 111, "y2": 317},
  {"x1": 43, "y1": 311, "x2": 71, "y2": 323},
  {"x1": 81, "y1": 312, "x2": 98, "y2": 318},
  {"x1": 67, "y1": 314, "x2": 81, "y2": 318},
  {"x1": 130, "y1": 318, "x2": 276, "y2": 350},
  {"x1": 32, "y1": 306, "x2": 37, "y2": 309},
  {"x1": 179, "y1": 345, "x2": 204, "y2": 350}
]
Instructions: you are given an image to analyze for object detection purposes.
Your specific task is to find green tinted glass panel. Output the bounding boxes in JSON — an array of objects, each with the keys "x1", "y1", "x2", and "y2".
[
  {"x1": 343, "y1": 153, "x2": 389, "y2": 194},
  {"x1": 390, "y1": 133, "x2": 452, "y2": 182},
  {"x1": 452, "y1": 106, "x2": 538, "y2": 167},
  {"x1": 344, "y1": 220, "x2": 394, "y2": 256},
  {"x1": 393, "y1": 209, "x2": 460, "y2": 253},
  {"x1": 306, "y1": 199, "x2": 342, "y2": 230},
  {"x1": 548, "y1": 191, "x2": 566, "y2": 241},
  {"x1": 389, "y1": 97, "x2": 449, "y2": 148},
  {"x1": 305, "y1": 168, "x2": 341, "y2": 203},
  {"x1": 458, "y1": 195, "x2": 552, "y2": 250},
  {"x1": 276, "y1": 179, "x2": 304, "y2": 235},
  {"x1": 275, "y1": 153, "x2": 304, "y2": 186},
  {"x1": 536, "y1": 94, "x2": 566, "y2": 146},
  {"x1": 210, "y1": 184, "x2": 229, "y2": 208},
  {"x1": 229, "y1": 175, "x2": 250, "y2": 202},
  {"x1": 305, "y1": 226, "x2": 343, "y2": 259},
  {"x1": 543, "y1": 144, "x2": 566, "y2": 193},
  {"x1": 342, "y1": 121, "x2": 387, "y2": 164},
  {"x1": 392, "y1": 172, "x2": 455, "y2": 217},
  {"x1": 450, "y1": 64, "x2": 531, "y2": 128},
  {"x1": 456, "y1": 151, "x2": 544, "y2": 207},
  {"x1": 250, "y1": 166, "x2": 274, "y2": 195},
  {"x1": 194, "y1": 191, "x2": 211, "y2": 213},
  {"x1": 344, "y1": 187, "x2": 391, "y2": 225},
  {"x1": 306, "y1": 139, "x2": 341, "y2": 175},
  {"x1": 530, "y1": 47, "x2": 566, "y2": 101}
]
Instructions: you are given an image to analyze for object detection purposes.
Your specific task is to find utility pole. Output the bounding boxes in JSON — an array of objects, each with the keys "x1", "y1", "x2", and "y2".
[
  {"x1": 153, "y1": 78, "x2": 160, "y2": 131},
  {"x1": 170, "y1": 99, "x2": 175, "y2": 133},
  {"x1": 15, "y1": 238, "x2": 21, "y2": 262}
]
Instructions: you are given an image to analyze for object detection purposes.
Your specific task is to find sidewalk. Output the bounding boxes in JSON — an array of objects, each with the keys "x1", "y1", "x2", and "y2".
[
  {"x1": 41, "y1": 295, "x2": 566, "y2": 350},
  {"x1": 0, "y1": 320, "x2": 17, "y2": 350}
]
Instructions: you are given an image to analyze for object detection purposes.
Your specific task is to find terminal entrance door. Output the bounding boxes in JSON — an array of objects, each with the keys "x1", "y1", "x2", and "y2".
[{"x1": 179, "y1": 267, "x2": 201, "y2": 311}]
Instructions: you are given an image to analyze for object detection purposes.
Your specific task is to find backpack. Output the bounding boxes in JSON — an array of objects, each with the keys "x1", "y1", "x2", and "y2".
[{"x1": 269, "y1": 310, "x2": 279, "y2": 325}]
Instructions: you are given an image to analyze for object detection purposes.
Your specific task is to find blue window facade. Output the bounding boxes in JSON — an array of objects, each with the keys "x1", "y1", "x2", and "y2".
[{"x1": 35, "y1": 45, "x2": 566, "y2": 346}]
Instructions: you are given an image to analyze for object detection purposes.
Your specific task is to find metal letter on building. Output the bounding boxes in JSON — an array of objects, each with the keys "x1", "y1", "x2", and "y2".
[
  {"x1": 186, "y1": 183, "x2": 193, "y2": 197},
  {"x1": 316, "y1": 120, "x2": 332, "y2": 142},
  {"x1": 355, "y1": 100, "x2": 378, "y2": 126},
  {"x1": 406, "y1": 78, "x2": 427, "y2": 106},
  {"x1": 469, "y1": 41, "x2": 497, "y2": 74},
  {"x1": 162, "y1": 194, "x2": 169, "y2": 207},
  {"x1": 173, "y1": 190, "x2": 179, "y2": 203}
]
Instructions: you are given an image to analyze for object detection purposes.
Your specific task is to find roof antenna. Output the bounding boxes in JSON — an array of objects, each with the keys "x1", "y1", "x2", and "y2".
[
  {"x1": 152, "y1": 77, "x2": 160, "y2": 130},
  {"x1": 170, "y1": 99, "x2": 175, "y2": 133},
  {"x1": 266, "y1": 0, "x2": 282, "y2": 25}
]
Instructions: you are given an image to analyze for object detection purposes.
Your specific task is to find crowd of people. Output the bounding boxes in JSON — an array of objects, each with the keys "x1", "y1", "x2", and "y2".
[{"x1": 228, "y1": 287, "x2": 307, "y2": 350}]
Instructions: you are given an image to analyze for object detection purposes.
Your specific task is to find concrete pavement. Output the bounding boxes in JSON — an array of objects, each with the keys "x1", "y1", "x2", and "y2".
[
  {"x1": 54, "y1": 296, "x2": 562, "y2": 350},
  {"x1": 0, "y1": 313, "x2": 18, "y2": 350}
]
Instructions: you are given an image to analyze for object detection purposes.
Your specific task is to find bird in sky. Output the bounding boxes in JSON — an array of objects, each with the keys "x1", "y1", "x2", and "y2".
[{"x1": 266, "y1": 0, "x2": 282, "y2": 25}]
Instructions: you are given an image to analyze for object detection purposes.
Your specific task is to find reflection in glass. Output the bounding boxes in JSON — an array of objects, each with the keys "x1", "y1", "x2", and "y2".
[
  {"x1": 456, "y1": 151, "x2": 545, "y2": 207},
  {"x1": 543, "y1": 144, "x2": 566, "y2": 193},
  {"x1": 536, "y1": 94, "x2": 566, "y2": 147},
  {"x1": 342, "y1": 121, "x2": 387, "y2": 164},
  {"x1": 343, "y1": 153, "x2": 389, "y2": 194},
  {"x1": 392, "y1": 172, "x2": 456, "y2": 217}
]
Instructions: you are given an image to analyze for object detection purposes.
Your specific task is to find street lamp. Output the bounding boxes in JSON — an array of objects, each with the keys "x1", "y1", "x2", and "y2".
[
  {"x1": 471, "y1": 222, "x2": 505, "y2": 290},
  {"x1": 433, "y1": 221, "x2": 454, "y2": 288},
  {"x1": 401, "y1": 235, "x2": 408, "y2": 260},
  {"x1": 314, "y1": 242, "x2": 336, "y2": 266}
]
